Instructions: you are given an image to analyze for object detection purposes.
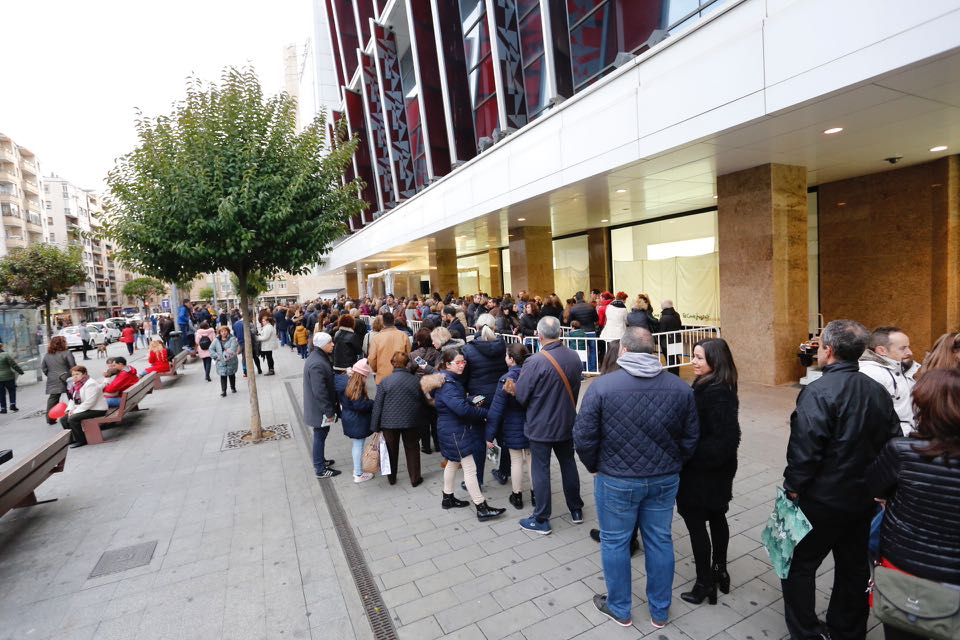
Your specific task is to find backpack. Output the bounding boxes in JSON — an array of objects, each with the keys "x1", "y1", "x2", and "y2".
[{"x1": 198, "y1": 335, "x2": 212, "y2": 350}]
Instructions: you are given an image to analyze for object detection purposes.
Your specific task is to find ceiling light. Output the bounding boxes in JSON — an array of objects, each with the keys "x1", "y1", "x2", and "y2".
[
  {"x1": 600, "y1": 219, "x2": 608, "y2": 223},
  {"x1": 616, "y1": 189, "x2": 627, "y2": 193},
  {"x1": 517, "y1": 217, "x2": 526, "y2": 222},
  {"x1": 823, "y1": 127, "x2": 844, "y2": 135},
  {"x1": 837, "y1": 202, "x2": 846, "y2": 207},
  {"x1": 930, "y1": 145, "x2": 948, "y2": 152},
  {"x1": 713, "y1": 195, "x2": 718, "y2": 199}
]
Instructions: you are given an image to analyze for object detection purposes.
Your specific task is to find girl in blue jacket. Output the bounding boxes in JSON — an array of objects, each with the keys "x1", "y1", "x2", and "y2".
[
  {"x1": 334, "y1": 358, "x2": 375, "y2": 482},
  {"x1": 486, "y1": 343, "x2": 532, "y2": 510}
]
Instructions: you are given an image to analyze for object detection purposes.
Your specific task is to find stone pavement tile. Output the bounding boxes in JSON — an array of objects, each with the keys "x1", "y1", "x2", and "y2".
[
  {"x1": 478, "y1": 528, "x2": 530, "y2": 555},
  {"x1": 55, "y1": 622, "x2": 100, "y2": 640},
  {"x1": 381, "y1": 581, "x2": 422, "y2": 608},
  {"x1": 521, "y1": 607, "x2": 593, "y2": 640},
  {"x1": 94, "y1": 610, "x2": 146, "y2": 640},
  {"x1": 435, "y1": 593, "x2": 502, "y2": 634},
  {"x1": 671, "y1": 602, "x2": 745, "y2": 640},
  {"x1": 501, "y1": 553, "x2": 560, "y2": 583},
  {"x1": 721, "y1": 577, "x2": 782, "y2": 617},
  {"x1": 394, "y1": 587, "x2": 459, "y2": 626},
  {"x1": 416, "y1": 565, "x2": 478, "y2": 596},
  {"x1": 265, "y1": 611, "x2": 312, "y2": 640},
  {"x1": 446, "y1": 524, "x2": 500, "y2": 551},
  {"x1": 548, "y1": 537, "x2": 602, "y2": 566},
  {"x1": 724, "y1": 607, "x2": 789, "y2": 640},
  {"x1": 397, "y1": 615, "x2": 444, "y2": 640},
  {"x1": 725, "y1": 553, "x2": 773, "y2": 586},
  {"x1": 466, "y1": 547, "x2": 522, "y2": 576},
  {"x1": 401, "y1": 539, "x2": 453, "y2": 567},
  {"x1": 478, "y1": 600, "x2": 547, "y2": 640},
  {"x1": 438, "y1": 624, "x2": 487, "y2": 640},
  {"x1": 57, "y1": 582, "x2": 121, "y2": 631},
  {"x1": 380, "y1": 558, "x2": 437, "y2": 590},
  {"x1": 434, "y1": 541, "x2": 488, "y2": 571},
  {"x1": 513, "y1": 532, "x2": 570, "y2": 560},
  {"x1": 491, "y1": 574, "x2": 555, "y2": 609},
  {"x1": 533, "y1": 580, "x2": 595, "y2": 616},
  {"x1": 451, "y1": 569, "x2": 513, "y2": 603},
  {"x1": 543, "y1": 557, "x2": 601, "y2": 589},
  {"x1": 373, "y1": 554, "x2": 405, "y2": 574},
  {"x1": 572, "y1": 619, "x2": 644, "y2": 640},
  {"x1": 367, "y1": 535, "x2": 423, "y2": 561}
]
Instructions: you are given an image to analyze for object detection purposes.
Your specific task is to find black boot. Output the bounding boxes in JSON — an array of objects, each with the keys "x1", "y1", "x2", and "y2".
[
  {"x1": 441, "y1": 493, "x2": 469, "y2": 509},
  {"x1": 530, "y1": 490, "x2": 536, "y2": 507},
  {"x1": 475, "y1": 501, "x2": 506, "y2": 521},
  {"x1": 509, "y1": 492, "x2": 523, "y2": 510},
  {"x1": 713, "y1": 564, "x2": 730, "y2": 594},
  {"x1": 680, "y1": 581, "x2": 717, "y2": 605}
]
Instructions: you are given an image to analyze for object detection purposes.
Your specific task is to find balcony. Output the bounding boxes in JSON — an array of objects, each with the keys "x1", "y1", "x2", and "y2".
[
  {"x1": 64, "y1": 207, "x2": 78, "y2": 220},
  {"x1": 0, "y1": 168, "x2": 17, "y2": 183},
  {"x1": 1, "y1": 206, "x2": 20, "y2": 220},
  {"x1": 0, "y1": 148, "x2": 15, "y2": 162},
  {"x1": 22, "y1": 180, "x2": 38, "y2": 195},
  {"x1": 20, "y1": 158, "x2": 38, "y2": 176}
]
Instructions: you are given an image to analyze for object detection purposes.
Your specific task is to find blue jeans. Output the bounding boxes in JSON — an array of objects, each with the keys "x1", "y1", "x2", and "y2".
[
  {"x1": 595, "y1": 473, "x2": 679, "y2": 622},
  {"x1": 312, "y1": 426, "x2": 330, "y2": 474},
  {"x1": 106, "y1": 397, "x2": 121, "y2": 408},
  {"x1": 352, "y1": 438, "x2": 366, "y2": 476}
]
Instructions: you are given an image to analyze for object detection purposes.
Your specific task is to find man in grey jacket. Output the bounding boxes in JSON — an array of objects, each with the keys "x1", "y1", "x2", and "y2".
[
  {"x1": 515, "y1": 316, "x2": 584, "y2": 535},
  {"x1": 303, "y1": 332, "x2": 339, "y2": 478}
]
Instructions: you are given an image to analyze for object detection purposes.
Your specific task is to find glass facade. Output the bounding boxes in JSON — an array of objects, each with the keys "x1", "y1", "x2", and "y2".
[
  {"x1": 457, "y1": 252, "x2": 493, "y2": 296},
  {"x1": 553, "y1": 235, "x2": 590, "y2": 298},
  {"x1": 611, "y1": 210, "x2": 719, "y2": 325},
  {"x1": 519, "y1": 1, "x2": 548, "y2": 118},
  {"x1": 461, "y1": 0, "x2": 500, "y2": 142}
]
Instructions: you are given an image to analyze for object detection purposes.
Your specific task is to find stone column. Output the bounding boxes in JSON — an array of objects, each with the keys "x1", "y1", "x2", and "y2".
[
  {"x1": 718, "y1": 164, "x2": 808, "y2": 385},
  {"x1": 508, "y1": 226, "x2": 554, "y2": 297},
  {"x1": 430, "y1": 248, "x2": 459, "y2": 297},
  {"x1": 488, "y1": 249, "x2": 503, "y2": 297},
  {"x1": 587, "y1": 227, "x2": 611, "y2": 293}
]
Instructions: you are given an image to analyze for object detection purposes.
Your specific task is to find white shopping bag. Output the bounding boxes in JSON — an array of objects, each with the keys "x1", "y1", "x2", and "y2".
[{"x1": 379, "y1": 436, "x2": 392, "y2": 476}]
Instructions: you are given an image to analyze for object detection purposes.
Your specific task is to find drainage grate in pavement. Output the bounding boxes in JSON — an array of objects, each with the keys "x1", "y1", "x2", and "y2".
[
  {"x1": 220, "y1": 423, "x2": 292, "y2": 451},
  {"x1": 90, "y1": 541, "x2": 158, "y2": 578},
  {"x1": 284, "y1": 382, "x2": 399, "y2": 640}
]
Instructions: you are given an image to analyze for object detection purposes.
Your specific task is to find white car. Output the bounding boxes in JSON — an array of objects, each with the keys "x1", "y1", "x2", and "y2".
[
  {"x1": 89, "y1": 321, "x2": 120, "y2": 343},
  {"x1": 58, "y1": 325, "x2": 106, "y2": 350}
]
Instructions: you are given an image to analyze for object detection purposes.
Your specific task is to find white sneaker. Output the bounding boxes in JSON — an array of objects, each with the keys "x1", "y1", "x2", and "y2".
[{"x1": 354, "y1": 472, "x2": 374, "y2": 483}]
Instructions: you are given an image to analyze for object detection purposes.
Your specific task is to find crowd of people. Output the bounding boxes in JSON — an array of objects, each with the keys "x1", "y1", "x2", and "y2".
[{"x1": 18, "y1": 287, "x2": 960, "y2": 638}]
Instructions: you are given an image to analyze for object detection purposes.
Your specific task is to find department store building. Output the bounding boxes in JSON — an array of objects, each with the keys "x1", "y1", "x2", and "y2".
[{"x1": 315, "y1": 0, "x2": 960, "y2": 384}]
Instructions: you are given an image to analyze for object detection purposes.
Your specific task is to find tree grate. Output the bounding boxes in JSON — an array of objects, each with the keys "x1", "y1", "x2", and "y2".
[
  {"x1": 90, "y1": 541, "x2": 157, "y2": 578},
  {"x1": 283, "y1": 382, "x2": 398, "y2": 640}
]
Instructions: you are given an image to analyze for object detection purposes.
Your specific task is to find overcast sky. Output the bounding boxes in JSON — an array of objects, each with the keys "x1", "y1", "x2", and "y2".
[{"x1": 1, "y1": 0, "x2": 314, "y2": 191}]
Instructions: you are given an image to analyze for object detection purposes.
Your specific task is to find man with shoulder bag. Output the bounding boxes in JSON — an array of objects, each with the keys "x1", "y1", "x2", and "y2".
[{"x1": 514, "y1": 316, "x2": 584, "y2": 535}]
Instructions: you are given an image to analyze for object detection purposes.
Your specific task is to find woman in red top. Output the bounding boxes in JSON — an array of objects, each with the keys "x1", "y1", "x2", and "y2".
[
  {"x1": 144, "y1": 339, "x2": 170, "y2": 374},
  {"x1": 120, "y1": 324, "x2": 136, "y2": 355}
]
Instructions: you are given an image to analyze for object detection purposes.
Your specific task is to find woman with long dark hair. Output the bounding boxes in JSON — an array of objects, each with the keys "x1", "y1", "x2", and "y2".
[
  {"x1": 916, "y1": 331, "x2": 960, "y2": 380},
  {"x1": 422, "y1": 349, "x2": 505, "y2": 520},
  {"x1": 678, "y1": 338, "x2": 740, "y2": 606},
  {"x1": 868, "y1": 368, "x2": 960, "y2": 640},
  {"x1": 41, "y1": 336, "x2": 75, "y2": 423}
]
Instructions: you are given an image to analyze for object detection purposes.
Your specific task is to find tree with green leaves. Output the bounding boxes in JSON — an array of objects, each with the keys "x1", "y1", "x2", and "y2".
[
  {"x1": 122, "y1": 276, "x2": 168, "y2": 317},
  {"x1": 104, "y1": 66, "x2": 365, "y2": 441},
  {"x1": 0, "y1": 244, "x2": 88, "y2": 339},
  {"x1": 197, "y1": 286, "x2": 215, "y2": 303},
  {"x1": 230, "y1": 270, "x2": 269, "y2": 298}
]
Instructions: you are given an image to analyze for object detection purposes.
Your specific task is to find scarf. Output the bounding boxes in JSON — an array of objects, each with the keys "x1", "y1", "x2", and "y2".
[{"x1": 71, "y1": 375, "x2": 89, "y2": 404}]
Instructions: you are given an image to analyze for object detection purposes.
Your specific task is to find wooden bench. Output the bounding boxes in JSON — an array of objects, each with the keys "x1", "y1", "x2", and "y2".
[
  {"x1": 0, "y1": 431, "x2": 71, "y2": 518},
  {"x1": 81, "y1": 373, "x2": 158, "y2": 445},
  {"x1": 153, "y1": 349, "x2": 190, "y2": 389}
]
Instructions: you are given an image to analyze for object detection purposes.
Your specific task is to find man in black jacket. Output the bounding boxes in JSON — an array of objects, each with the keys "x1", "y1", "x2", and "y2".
[
  {"x1": 573, "y1": 327, "x2": 699, "y2": 628},
  {"x1": 515, "y1": 316, "x2": 584, "y2": 535},
  {"x1": 781, "y1": 319, "x2": 900, "y2": 640},
  {"x1": 657, "y1": 301, "x2": 683, "y2": 375},
  {"x1": 303, "y1": 332, "x2": 340, "y2": 478},
  {"x1": 443, "y1": 306, "x2": 466, "y2": 340}
]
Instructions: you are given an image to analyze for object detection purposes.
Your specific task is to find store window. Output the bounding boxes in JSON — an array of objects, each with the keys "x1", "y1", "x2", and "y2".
[
  {"x1": 611, "y1": 210, "x2": 719, "y2": 326},
  {"x1": 553, "y1": 235, "x2": 589, "y2": 298},
  {"x1": 457, "y1": 252, "x2": 492, "y2": 295}
]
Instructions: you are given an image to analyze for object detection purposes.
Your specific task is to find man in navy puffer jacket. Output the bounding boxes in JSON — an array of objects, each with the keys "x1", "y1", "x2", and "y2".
[{"x1": 574, "y1": 327, "x2": 699, "y2": 629}]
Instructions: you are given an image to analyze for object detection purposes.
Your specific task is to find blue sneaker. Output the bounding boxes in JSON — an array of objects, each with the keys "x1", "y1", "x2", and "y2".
[
  {"x1": 519, "y1": 516, "x2": 552, "y2": 535},
  {"x1": 570, "y1": 509, "x2": 584, "y2": 524}
]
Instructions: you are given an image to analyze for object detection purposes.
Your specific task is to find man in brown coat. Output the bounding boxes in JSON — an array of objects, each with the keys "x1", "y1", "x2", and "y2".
[{"x1": 367, "y1": 312, "x2": 411, "y2": 384}]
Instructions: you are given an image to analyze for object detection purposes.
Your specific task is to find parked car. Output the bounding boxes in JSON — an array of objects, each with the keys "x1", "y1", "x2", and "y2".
[
  {"x1": 89, "y1": 321, "x2": 120, "y2": 343},
  {"x1": 58, "y1": 326, "x2": 84, "y2": 350},
  {"x1": 107, "y1": 316, "x2": 129, "y2": 329}
]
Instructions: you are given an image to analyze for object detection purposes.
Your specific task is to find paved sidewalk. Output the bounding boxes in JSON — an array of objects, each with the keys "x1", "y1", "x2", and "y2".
[{"x1": 0, "y1": 346, "x2": 885, "y2": 640}]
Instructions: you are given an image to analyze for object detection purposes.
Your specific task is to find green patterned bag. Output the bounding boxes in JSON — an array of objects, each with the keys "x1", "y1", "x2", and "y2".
[{"x1": 761, "y1": 488, "x2": 813, "y2": 579}]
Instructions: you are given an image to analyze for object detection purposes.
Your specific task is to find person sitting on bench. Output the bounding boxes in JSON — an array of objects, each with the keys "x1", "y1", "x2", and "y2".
[
  {"x1": 144, "y1": 338, "x2": 171, "y2": 375},
  {"x1": 61, "y1": 365, "x2": 108, "y2": 448},
  {"x1": 102, "y1": 357, "x2": 140, "y2": 409}
]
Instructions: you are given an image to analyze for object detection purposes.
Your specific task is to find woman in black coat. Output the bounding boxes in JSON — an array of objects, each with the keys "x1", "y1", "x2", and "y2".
[
  {"x1": 518, "y1": 302, "x2": 540, "y2": 338},
  {"x1": 371, "y1": 352, "x2": 426, "y2": 487},
  {"x1": 407, "y1": 327, "x2": 442, "y2": 453},
  {"x1": 867, "y1": 368, "x2": 960, "y2": 640},
  {"x1": 332, "y1": 315, "x2": 361, "y2": 371},
  {"x1": 678, "y1": 338, "x2": 740, "y2": 606},
  {"x1": 462, "y1": 316, "x2": 508, "y2": 485}
]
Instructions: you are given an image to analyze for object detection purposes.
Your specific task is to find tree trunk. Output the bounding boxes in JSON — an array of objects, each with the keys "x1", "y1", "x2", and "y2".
[
  {"x1": 238, "y1": 269, "x2": 263, "y2": 441},
  {"x1": 44, "y1": 298, "x2": 52, "y2": 344}
]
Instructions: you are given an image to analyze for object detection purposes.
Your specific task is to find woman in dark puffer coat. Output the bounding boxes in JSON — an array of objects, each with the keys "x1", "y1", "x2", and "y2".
[
  {"x1": 462, "y1": 315, "x2": 508, "y2": 485},
  {"x1": 421, "y1": 349, "x2": 505, "y2": 521},
  {"x1": 485, "y1": 343, "x2": 531, "y2": 510},
  {"x1": 678, "y1": 338, "x2": 740, "y2": 607},
  {"x1": 407, "y1": 327, "x2": 442, "y2": 453},
  {"x1": 371, "y1": 352, "x2": 426, "y2": 487},
  {"x1": 867, "y1": 368, "x2": 960, "y2": 640},
  {"x1": 334, "y1": 358, "x2": 375, "y2": 483}
]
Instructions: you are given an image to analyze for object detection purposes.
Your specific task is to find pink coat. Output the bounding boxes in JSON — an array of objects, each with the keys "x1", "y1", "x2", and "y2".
[{"x1": 195, "y1": 327, "x2": 216, "y2": 358}]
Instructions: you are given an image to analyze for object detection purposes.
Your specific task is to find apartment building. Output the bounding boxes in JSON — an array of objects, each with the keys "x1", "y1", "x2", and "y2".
[{"x1": 0, "y1": 132, "x2": 44, "y2": 256}]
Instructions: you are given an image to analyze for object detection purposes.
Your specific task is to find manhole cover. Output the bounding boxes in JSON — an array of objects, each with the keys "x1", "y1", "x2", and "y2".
[
  {"x1": 90, "y1": 541, "x2": 157, "y2": 578},
  {"x1": 221, "y1": 423, "x2": 292, "y2": 451}
]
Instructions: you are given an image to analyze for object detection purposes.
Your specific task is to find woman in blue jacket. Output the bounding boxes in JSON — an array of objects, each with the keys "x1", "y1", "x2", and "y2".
[
  {"x1": 422, "y1": 349, "x2": 506, "y2": 521},
  {"x1": 485, "y1": 343, "x2": 531, "y2": 510},
  {"x1": 334, "y1": 358, "x2": 375, "y2": 483}
]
